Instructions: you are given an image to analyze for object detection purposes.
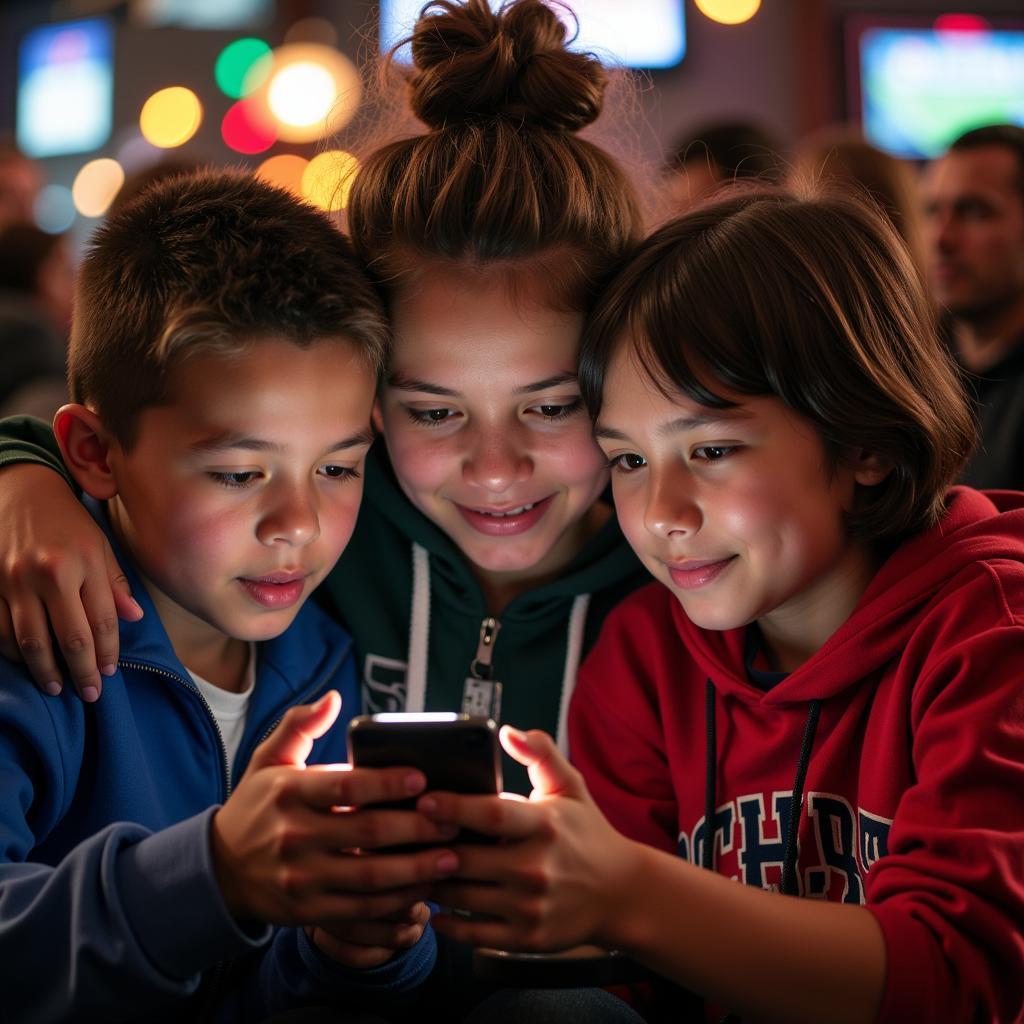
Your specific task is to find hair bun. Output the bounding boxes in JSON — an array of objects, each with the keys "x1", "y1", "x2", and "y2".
[{"x1": 406, "y1": 0, "x2": 607, "y2": 132}]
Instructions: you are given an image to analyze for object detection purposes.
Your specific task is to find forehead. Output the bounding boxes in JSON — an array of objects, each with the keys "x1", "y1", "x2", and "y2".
[
  {"x1": 155, "y1": 335, "x2": 374, "y2": 433},
  {"x1": 389, "y1": 269, "x2": 583, "y2": 379},
  {"x1": 927, "y1": 146, "x2": 1023, "y2": 201}
]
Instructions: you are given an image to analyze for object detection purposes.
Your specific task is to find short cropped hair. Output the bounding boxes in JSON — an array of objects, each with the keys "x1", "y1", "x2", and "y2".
[
  {"x1": 580, "y1": 189, "x2": 977, "y2": 542},
  {"x1": 70, "y1": 170, "x2": 389, "y2": 447},
  {"x1": 949, "y1": 123, "x2": 1024, "y2": 203}
]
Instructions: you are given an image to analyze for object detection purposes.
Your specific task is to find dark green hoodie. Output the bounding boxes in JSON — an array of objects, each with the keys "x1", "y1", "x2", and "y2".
[{"x1": 0, "y1": 419, "x2": 649, "y2": 792}]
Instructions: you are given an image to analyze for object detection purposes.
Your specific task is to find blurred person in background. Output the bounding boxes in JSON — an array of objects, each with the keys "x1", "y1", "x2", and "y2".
[
  {"x1": 662, "y1": 119, "x2": 782, "y2": 212},
  {"x1": 923, "y1": 124, "x2": 1024, "y2": 490},
  {"x1": 0, "y1": 223, "x2": 72, "y2": 419},
  {"x1": 790, "y1": 127, "x2": 926, "y2": 273},
  {"x1": 0, "y1": 144, "x2": 43, "y2": 228}
]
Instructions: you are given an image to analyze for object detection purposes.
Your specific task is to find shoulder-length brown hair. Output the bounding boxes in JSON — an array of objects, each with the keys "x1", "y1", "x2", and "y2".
[{"x1": 579, "y1": 189, "x2": 977, "y2": 541}]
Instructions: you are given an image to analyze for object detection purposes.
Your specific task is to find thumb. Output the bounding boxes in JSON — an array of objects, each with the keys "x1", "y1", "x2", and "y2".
[
  {"x1": 499, "y1": 726, "x2": 585, "y2": 800},
  {"x1": 249, "y1": 690, "x2": 342, "y2": 770},
  {"x1": 106, "y1": 547, "x2": 143, "y2": 622}
]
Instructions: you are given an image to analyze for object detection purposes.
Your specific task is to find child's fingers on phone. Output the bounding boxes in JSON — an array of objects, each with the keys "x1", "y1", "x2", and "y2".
[
  {"x1": 429, "y1": 910, "x2": 519, "y2": 950},
  {"x1": 314, "y1": 806, "x2": 459, "y2": 851},
  {"x1": 417, "y1": 790, "x2": 538, "y2": 841},
  {"x1": 314, "y1": 911, "x2": 428, "y2": 950},
  {"x1": 300, "y1": 764, "x2": 428, "y2": 810},
  {"x1": 319, "y1": 845, "x2": 459, "y2": 897}
]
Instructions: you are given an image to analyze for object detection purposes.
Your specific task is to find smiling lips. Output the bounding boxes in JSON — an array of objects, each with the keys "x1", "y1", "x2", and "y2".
[
  {"x1": 455, "y1": 494, "x2": 555, "y2": 536},
  {"x1": 239, "y1": 571, "x2": 310, "y2": 609},
  {"x1": 667, "y1": 556, "x2": 736, "y2": 590}
]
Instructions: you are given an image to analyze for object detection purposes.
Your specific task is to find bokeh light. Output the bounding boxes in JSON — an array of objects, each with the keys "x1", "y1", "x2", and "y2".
[
  {"x1": 34, "y1": 184, "x2": 76, "y2": 233},
  {"x1": 301, "y1": 150, "x2": 360, "y2": 211},
  {"x1": 269, "y1": 62, "x2": 337, "y2": 127},
  {"x1": 116, "y1": 131, "x2": 162, "y2": 173},
  {"x1": 221, "y1": 98, "x2": 277, "y2": 154},
  {"x1": 694, "y1": 0, "x2": 761, "y2": 26},
  {"x1": 255, "y1": 154, "x2": 309, "y2": 197},
  {"x1": 247, "y1": 44, "x2": 362, "y2": 144},
  {"x1": 139, "y1": 86, "x2": 202, "y2": 148},
  {"x1": 215, "y1": 37, "x2": 272, "y2": 98},
  {"x1": 72, "y1": 158, "x2": 125, "y2": 218},
  {"x1": 284, "y1": 17, "x2": 338, "y2": 48}
]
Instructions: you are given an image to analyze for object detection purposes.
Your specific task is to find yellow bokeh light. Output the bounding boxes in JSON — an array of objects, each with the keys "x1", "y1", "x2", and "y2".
[
  {"x1": 301, "y1": 150, "x2": 360, "y2": 212},
  {"x1": 694, "y1": 0, "x2": 761, "y2": 25},
  {"x1": 139, "y1": 86, "x2": 203, "y2": 148},
  {"x1": 255, "y1": 154, "x2": 310, "y2": 197},
  {"x1": 72, "y1": 158, "x2": 125, "y2": 218},
  {"x1": 247, "y1": 44, "x2": 361, "y2": 144}
]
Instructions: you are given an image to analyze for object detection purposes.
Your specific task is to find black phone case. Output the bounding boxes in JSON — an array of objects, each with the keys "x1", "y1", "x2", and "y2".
[{"x1": 347, "y1": 715, "x2": 502, "y2": 847}]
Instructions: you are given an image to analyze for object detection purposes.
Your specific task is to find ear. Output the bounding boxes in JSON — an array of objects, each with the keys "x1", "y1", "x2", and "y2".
[
  {"x1": 851, "y1": 449, "x2": 892, "y2": 488},
  {"x1": 371, "y1": 397, "x2": 384, "y2": 434},
  {"x1": 53, "y1": 404, "x2": 118, "y2": 501}
]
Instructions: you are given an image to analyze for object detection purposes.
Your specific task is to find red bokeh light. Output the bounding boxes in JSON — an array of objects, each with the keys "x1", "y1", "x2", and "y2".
[{"x1": 221, "y1": 99, "x2": 277, "y2": 154}]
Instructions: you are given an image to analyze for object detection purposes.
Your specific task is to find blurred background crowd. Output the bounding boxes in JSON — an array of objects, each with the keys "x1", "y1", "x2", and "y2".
[{"x1": 0, "y1": 0, "x2": 1023, "y2": 486}]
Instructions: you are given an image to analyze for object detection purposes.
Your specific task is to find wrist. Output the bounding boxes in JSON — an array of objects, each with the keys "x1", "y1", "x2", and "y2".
[
  {"x1": 596, "y1": 839, "x2": 667, "y2": 956},
  {"x1": 209, "y1": 807, "x2": 247, "y2": 919}
]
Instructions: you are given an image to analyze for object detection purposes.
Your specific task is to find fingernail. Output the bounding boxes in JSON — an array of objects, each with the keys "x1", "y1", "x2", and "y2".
[
  {"x1": 436, "y1": 852, "x2": 458, "y2": 873},
  {"x1": 404, "y1": 771, "x2": 426, "y2": 794},
  {"x1": 101, "y1": 664, "x2": 117, "y2": 677},
  {"x1": 43, "y1": 681, "x2": 62, "y2": 697},
  {"x1": 419, "y1": 795, "x2": 438, "y2": 814},
  {"x1": 128, "y1": 598, "x2": 143, "y2": 615},
  {"x1": 81, "y1": 686, "x2": 99, "y2": 703}
]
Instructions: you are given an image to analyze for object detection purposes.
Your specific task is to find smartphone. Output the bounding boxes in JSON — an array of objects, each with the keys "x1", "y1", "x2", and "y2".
[{"x1": 347, "y1": 712, "x2": 502, "y2": 845}]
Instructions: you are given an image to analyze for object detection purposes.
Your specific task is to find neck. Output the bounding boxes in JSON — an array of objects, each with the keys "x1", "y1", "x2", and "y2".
[
  {"x1": 953, "y1": 294, "x2": 1024, "y2": 372},
  {"x1": 757, "y1": 544, "x2": 880, "y2": 674}
]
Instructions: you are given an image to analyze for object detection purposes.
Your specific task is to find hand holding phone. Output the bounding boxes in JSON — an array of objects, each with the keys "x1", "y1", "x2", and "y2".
[{"x1": 347, "y1": 713, "x2": 502, "y2": 847}]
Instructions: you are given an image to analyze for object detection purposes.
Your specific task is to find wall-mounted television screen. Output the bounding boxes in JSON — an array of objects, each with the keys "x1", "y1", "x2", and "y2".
[
  {"x1": 381, "y1": 0, "x2": 686, "y2": 69},
  {"x1": 17, "y1": 18, "x2": 114, "y2": 159},
  {"x1": 847, "y1": 16, "x2": 1024, "y2": 160}
]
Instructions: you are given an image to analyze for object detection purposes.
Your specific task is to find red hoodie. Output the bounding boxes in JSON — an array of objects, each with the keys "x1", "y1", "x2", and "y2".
[{"x1": 570, "y1": 487, "x2": 1024, "y2": 1023}]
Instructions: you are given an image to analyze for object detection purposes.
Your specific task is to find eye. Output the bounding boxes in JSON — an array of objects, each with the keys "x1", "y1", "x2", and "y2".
[
  {"x1": 692, "y1": 445, "x2": 735, "y2": 462},
  {"x1": 608, "y1": 453, "x2": 647, "y2": 472},
  {"x1": 405, "y1": 407, "x2": 457, "y2": 426},
  {"x1": 208, "y1": 471, "x2": 259, "y2": 488},
  {"x1": 319, "y1": 464, "x2": 360, "y2": 481},
  {"x1": 529, "y1": 399, "x2": 583, "y2": 420}
]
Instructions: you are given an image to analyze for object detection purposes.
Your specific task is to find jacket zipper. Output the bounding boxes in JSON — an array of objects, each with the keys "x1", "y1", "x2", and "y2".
[
  {"x1": 119, "y1": 658, "x2": 233, "y2": 798},
  {"x1": 470, "y1": 616, "x2": 501, "y2": 679}
]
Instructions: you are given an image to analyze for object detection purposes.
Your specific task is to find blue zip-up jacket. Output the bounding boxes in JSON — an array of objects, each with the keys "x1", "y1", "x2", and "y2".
[{"x1": 0, "y1": 502, "x2": 437, "y2": 1022}]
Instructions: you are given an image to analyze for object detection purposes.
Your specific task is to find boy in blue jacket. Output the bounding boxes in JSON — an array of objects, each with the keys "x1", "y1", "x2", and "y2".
[{"x1": 0, "y1": 172, "x2": 460, "y2": 1022}]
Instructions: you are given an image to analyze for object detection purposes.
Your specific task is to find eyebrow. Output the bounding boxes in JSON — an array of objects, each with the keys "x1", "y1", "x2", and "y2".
[
  {"x1": 189, "y1": 427, "x2": 376, "y2": 457},
  {"x1": 594, "y1": 410, "x2": 751, "y2": 442},
  {"x1": 387, "y1": 371, "x2": 578, "y2": 398}
]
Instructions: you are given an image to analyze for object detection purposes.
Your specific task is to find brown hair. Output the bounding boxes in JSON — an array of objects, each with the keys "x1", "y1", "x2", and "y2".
[
  {"x1": 580, "y1": 189, "x2": 977, "y2": 541},
  {"x1": 347, "y1": 0, "x2": 643, "y2": 312},
  {"x1": 791, "y1": 129, "x2": 926, "y2": 272},
  {"x1": 70, "y1": 170, "x2": 388, "y2": 447}
]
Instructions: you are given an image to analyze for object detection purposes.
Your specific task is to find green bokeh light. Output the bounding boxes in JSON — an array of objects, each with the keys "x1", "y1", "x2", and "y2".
[{"x1": 215, "y1": 38, "x2": 272, "y2": 99}]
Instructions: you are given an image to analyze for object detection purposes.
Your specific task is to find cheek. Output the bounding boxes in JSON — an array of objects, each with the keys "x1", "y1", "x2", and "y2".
[
  {"x1": 384, "y1": 429, "x2": 455, "y2": 498},
  {"x1": 536, "y1": 426, "x2": 607, "y2": 492}
]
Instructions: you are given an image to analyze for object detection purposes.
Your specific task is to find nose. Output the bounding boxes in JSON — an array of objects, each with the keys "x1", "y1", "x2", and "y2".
[
  {"x1": 462, "y1": 423, "x2": 532, "y2": 494},
  {"x1": 643, "y1": 462, "x2": 701, "y2": 539},
  {"x1": 927, "y1": 208, "x2": 957, "y2": 255},
  {"x1": 256, "y1": 479, "x2": 321, "y2": 547}
]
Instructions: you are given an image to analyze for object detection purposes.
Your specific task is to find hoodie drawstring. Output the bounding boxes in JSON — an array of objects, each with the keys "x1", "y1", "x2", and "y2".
[{"x1": 704, "y1": 678, "x2": 822, "y2": 1023}]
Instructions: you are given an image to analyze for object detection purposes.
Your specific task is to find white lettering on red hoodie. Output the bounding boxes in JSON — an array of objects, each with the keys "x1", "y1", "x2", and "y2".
[{"x1": 570, "y1": 487, "x2": 1024, "y2": 1023}]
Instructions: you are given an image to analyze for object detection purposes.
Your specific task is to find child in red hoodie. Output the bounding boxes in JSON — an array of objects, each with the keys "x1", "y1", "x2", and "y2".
[{"x1": 417, "y1": 190, "x2": 1024, "y2": 1023}]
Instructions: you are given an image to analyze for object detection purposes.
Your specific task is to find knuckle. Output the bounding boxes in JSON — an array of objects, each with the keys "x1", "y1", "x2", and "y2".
[
  {"x1": 60, "y1": 632, "x2": 91, "y2": 655},
  {"x1": 92, "y1": 615, "x2": 118, "y2": 638},
  {"x1": 353, "y1": 814, "x2": 385, "y2": 849},
  {"x1": 17, "y1": 635, "x2": 44, "y2": 657}
]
